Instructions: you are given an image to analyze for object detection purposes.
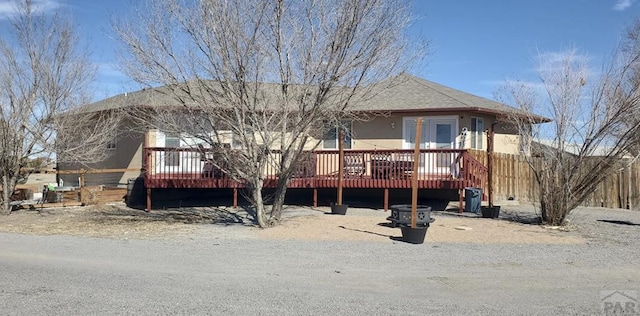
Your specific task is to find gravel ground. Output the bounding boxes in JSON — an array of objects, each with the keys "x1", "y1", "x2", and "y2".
[
  {"x1": 499, "y1": 203, "x2": 640, "y2": 247},
  {"x1": 1, "y1": 202, "x2": 639, "y2": 315}
]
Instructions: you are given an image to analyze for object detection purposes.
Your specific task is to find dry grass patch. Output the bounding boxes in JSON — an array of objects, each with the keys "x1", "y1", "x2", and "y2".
[{"x1": 0, "y1": 204, "x2": 249, "y2": 239}]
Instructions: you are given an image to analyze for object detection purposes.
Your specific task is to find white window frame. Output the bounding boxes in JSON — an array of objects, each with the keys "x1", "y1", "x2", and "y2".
[
  {"x1": 470, "y1": 117, "x2": 484, "y2": 150},
  {"x1": 164, "y1": 134, "x2": 181, "y2": 167},
  {"x1": 322, "y1": 120, "x2": 353, "y2": 150}
]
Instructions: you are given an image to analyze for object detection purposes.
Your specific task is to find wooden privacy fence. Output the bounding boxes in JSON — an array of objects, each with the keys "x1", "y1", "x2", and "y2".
[
  {"x1": 469, "y1": 150, "x2": 640, "y2": 210},
  {"x1": 56, "y1": 168, "x2": 138, "y2": 205}
]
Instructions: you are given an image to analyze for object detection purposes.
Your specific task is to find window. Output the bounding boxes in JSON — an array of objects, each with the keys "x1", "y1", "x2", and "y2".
[
  {"x1": 231, "y1": 127, "x2": 254, "y2": 150},
  {"x1": 231, "y1": 132, "x2": 243, "y2": 150},
  {"x1": 404, "y1": 118, "x2": 427, "y2": 149},
  {"x1": 470, "y1": 117, "x2": 484, "y2": 149},
  {"x1": 323, "y1": 120, "x2": 352, "y2": 149},
  {"x1": 106, "y1": 138, "x2": 116, "y2": 150},
  {"x1": 165, "y1": 134, "x2": 181, "y2": 167}
]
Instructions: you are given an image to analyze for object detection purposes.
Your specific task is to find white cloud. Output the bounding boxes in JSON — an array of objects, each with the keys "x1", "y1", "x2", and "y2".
[
  {"x1": 481, "y1": 79, "x2": 547, "y2": 93},
  {"x1": 533, "y1": 49, "x2": 592, "y2": 78},
  {"x1": 612, "y1": 0, "x2": 635, "y2": 11},
  {"x1": 0, "y1": 2, "x2": 15, "y2": 16},
  {"x1": 485, "y1": 49, "x2": 595, "y2": 97},
  {"x1": 536, "y1": 50, "x2": 590, "y2": 66},
  {"x1": 0, "y1": 0, "x2": 63, "y2": 19}
]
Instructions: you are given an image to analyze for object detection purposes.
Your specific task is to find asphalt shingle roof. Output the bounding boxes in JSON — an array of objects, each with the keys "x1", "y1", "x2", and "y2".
[
  {"x1": 353, "y1": 74, "x2": 546, "y2": 120},
  {"x1": 82, "y1": 74, "x2": 548, "y2": 121}
]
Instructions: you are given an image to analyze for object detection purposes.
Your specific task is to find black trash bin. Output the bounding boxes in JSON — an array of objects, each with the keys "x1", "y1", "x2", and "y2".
[
  {"x1": 126, "y1": 177, "x2": 146, "y2": 208},
  {"x1": 464, "y1": 188, "x2": 482, "y2": 213}
]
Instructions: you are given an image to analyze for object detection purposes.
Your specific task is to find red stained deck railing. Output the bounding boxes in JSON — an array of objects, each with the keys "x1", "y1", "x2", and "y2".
[{"x1": 143, "y1": 147, "x2": 487, "y2": 192}]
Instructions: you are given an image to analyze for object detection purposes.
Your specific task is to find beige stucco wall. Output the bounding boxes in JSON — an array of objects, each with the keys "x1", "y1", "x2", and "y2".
[
  {"x1": 345, "y1": 112, "x2": 523, "y2": 155},
  {"x1": 351, "y1": 116, "x2": 403, "y2": 150},
  {"x1": 146, "y1": 111, "x2": 524, "y2": 155},
  {"x1": 350, "y1": 111, "x2": 464, "y2": 150},
  {"x1": 493, "y1": 134, "x2": 521, "y2": 154},
  {"x1": 493, "y1": 123, "x2": 522, "y2": 154},
  {"x1": 58, "y1": 118, "x2": 145, "y2": 187}
]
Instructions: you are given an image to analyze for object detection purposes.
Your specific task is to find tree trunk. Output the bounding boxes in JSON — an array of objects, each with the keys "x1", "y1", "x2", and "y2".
[
  {"x1": 269, "y1": 177, "x2": 292, "y2": 224},
  {"x1": 2, "y1": 175, "x2": 14, "y2": 215},
  {"x1": 538, "y1": 176, "x2": 572, "y2": 226},
  {"x1": 268, "y1": 147, "x2": 299, "y2": 225},
  {"x1": 250, "y1": 178, "x2": 269, "y2": 228}
]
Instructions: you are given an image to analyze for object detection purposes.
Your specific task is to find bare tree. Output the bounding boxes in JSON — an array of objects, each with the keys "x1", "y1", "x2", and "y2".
[
  {"x1": 114, "y1": 0, "x2": 422, "y2": 227},
  {"x1": 496, "y1": 23, "x2": 640, "y2": 226},
  {"x1": 0, "y1": 0, "x2": 119, "y2": 214},
  {"x1": 53, "y1": 109, "x2": 123, "y2": 167}
]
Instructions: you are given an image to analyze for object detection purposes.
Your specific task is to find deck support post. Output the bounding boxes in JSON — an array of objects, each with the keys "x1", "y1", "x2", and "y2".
[
  {"x1": 383, "y1": 188, "x2": 389, "y2": 211},
  {"x1": 458, "y1": 188, "x2": 463, "y2": 213},
  {"x1": 313, "y1": 188, "x2": 317, "y2": 207},
  {"x1": 146, "y1": 188, "x2": 151, "y2": 212},
  {"x1": 79, "y1": 172, "x2": 86, "y2": 204},
  {"x1": 233, "y1": 187, "x2": 238, "y2": 208}
]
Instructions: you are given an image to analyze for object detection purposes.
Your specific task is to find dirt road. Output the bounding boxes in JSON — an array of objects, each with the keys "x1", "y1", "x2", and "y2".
[{"x1": 0, "y1": 204, "x2": 639, "y2": 315}]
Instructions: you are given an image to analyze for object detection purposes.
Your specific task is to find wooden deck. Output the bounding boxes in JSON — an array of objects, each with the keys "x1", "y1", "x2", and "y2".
[
  {"x1": 142, "y1": 147, "x2": 488, "y2": 210},
  {"x1": 145, "y1": 174, "x2": 475, "y2": 190}
]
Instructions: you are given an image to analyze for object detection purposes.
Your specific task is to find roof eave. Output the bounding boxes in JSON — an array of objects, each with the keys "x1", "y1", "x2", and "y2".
[{"x1": 352, "y1": 107, "x2": 551, "y2": 124}]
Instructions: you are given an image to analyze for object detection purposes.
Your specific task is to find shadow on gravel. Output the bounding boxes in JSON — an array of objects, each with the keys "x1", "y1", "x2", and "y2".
[
  {"x1": 435, "y1": 208, "x2": 545, "y2": 225},
  {"x1": 90, "y1": 205, "x2": 256, "y2": 226},
  {"x1": 499, "y1": 211, "x2": 543, "y2": 225},
  {"x1": 338, "y1": 225, "x2": 394, "y2": 238},
  {"x1": 597, "y1": 219, "x2": 640, "y2": 226},
  {"x1": 436, "y1": 208, "x2": 480, "y2": 218}
]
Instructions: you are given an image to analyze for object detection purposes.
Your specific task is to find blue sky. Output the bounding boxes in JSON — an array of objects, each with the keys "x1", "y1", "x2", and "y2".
[
  {"x1": 1, "y1": 0, "x2": 638, "y2": 101},
  {"x1": 414, "y1": 0, "x2": 639, "y2": 98}
]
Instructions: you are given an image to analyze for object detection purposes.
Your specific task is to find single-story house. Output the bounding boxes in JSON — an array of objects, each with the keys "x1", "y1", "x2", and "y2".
[{"x1": 58, "y1": 74, "x2": 548, "y2": 208}]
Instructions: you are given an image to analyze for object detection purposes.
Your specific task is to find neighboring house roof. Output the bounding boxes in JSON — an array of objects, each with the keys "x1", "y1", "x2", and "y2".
[
  {"x1": 81, "y1": 73, "x2": 549, "y2": 122},
  {"x1": 532, "y1": 140, "x2": 635, "y2": 158}
]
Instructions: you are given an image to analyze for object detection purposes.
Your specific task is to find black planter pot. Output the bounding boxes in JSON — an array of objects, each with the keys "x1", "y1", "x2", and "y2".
[
  {"x1": 481, "y1": 206, "x2": 501, "y2": 218},
  {"x1": 399, "y1": 226, "x2": 428, "y2": 244},
  {"x1": 330, "y1": 203, "x2": 348, "y2": 215}
]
